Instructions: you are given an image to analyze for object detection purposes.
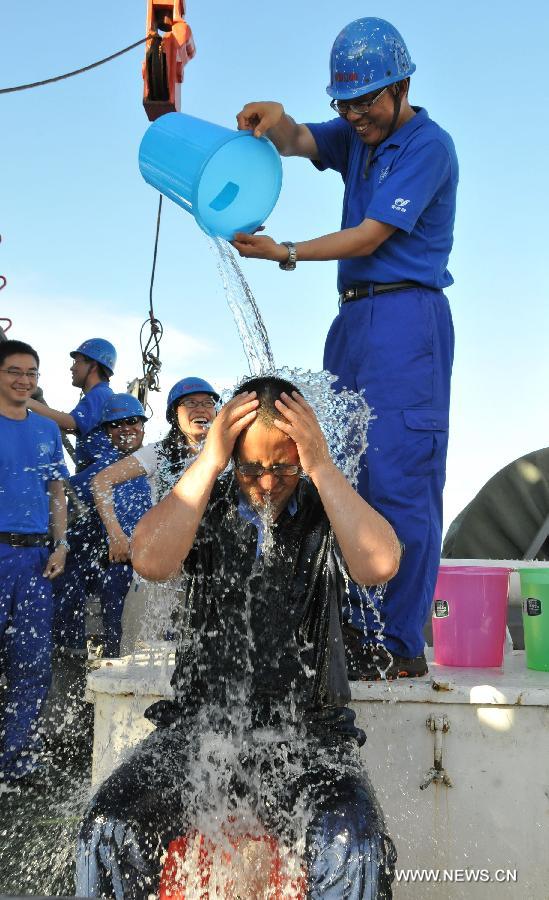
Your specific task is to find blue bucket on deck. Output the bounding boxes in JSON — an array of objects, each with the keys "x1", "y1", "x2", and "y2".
[{"x1": 138, "y1": 113, "x2": 283, "y2": 240}]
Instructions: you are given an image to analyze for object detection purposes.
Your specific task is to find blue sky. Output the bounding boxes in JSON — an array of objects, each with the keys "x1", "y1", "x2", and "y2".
[{"x1": 1, "y1": 0, "x2": 548, "y2": 530}]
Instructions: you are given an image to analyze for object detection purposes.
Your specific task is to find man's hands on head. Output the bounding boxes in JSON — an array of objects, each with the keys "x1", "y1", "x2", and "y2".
[
  {"x1": 273, "y1": 392, "x2": 332, "y2": 480},
  {"x1": 201, "y1": 392, "x2": 258, "y2": 476},
  {"x1": 272, "y1": 392, "x2": 400, "y2": 585}
]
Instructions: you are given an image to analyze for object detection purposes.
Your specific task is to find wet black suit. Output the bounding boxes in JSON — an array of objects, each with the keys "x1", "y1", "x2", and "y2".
[{"x1": 77, "y1": 477, "x2": 396, "y2": 898}]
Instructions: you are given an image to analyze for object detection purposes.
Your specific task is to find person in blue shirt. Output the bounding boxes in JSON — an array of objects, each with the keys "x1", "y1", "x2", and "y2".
[
  {"x1": 232, "y1": 18, "x2": 457, "y2": 680},
  {"x1": 27, "y1": 337, "x2": 117, "y2": 471},
  {"x1": 54, "y1": 394, "x2": 151, "y2": 658},
  {"x1": 0, "y1": 340, "x2": 69, "y2": 784}
]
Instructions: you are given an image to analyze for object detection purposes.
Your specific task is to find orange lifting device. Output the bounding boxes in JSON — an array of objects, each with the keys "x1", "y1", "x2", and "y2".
[{"x1": 143, "y1": 0, "x2": 195, "y2": 121}]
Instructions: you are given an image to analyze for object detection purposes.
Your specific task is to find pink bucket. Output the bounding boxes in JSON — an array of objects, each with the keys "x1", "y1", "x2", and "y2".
[{"x1": 432, "y1": 566, "x2": 511, "y2": 667}]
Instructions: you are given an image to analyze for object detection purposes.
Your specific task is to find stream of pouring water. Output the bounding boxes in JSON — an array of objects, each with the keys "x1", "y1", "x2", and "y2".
[{"x1": 210, "y1": 237, "x2": 275, "y2": 375}]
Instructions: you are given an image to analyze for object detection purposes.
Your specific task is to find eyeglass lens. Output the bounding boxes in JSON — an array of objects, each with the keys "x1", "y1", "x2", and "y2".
[
  {"x1": 180, "y1": 398, "x2": 216, "y2": 409},
  {"x1": 0, "y1": 367, "x2": 40, "y2": 379},
  {"x1": 330, "y1": 86, "x2": 387, "y2": 115},
  {"x1": 237, "y1": 463, "x2": 300, "y2": 479}
]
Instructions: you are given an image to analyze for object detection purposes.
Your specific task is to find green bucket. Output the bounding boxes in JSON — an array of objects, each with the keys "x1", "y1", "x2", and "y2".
[{"x1": 519, "y1": 568, "x2": 549, "y2": 671}]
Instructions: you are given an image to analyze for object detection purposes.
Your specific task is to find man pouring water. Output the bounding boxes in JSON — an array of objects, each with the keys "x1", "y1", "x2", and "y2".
[
  {"x1": 77, "y1": 376, "x2": 401, "y2": 898},
  {"x1": 233, "y1": 18, "x2": 458, "y2": 681}
]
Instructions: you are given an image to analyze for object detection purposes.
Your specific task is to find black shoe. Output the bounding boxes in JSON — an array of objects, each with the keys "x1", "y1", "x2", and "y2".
[{"x1": 349, "y1": 643, "x2": 428, "y2": 681}]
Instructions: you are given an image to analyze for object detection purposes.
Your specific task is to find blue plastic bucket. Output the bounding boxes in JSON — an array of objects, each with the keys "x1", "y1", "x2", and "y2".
[{"x1": 138, "y1": 113, "x2": 283, "y2": 239}]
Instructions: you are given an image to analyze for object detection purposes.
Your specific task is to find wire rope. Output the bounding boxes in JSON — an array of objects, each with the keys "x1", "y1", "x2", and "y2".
[{"x1": 0, "y1": 38, "x2": 146, "y2": 94}]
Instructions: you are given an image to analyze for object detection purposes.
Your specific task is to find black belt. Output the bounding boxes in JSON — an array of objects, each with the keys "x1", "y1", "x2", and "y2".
[
  {"x1": 339, "y1": 281, "x2": 421, "y2": 305},
  {"x1": 0, "y1": 531, "x2": 50, "y2": 547}
]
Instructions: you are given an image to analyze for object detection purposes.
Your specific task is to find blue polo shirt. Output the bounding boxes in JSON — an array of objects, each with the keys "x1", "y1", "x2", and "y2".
[
  {"x1": 306, "y1": 108, "x2": 458, "y2": 291},
  {"x1": 69, "y1": 452, "x2": 151, "y2": 536},
  {"x1": 70, "y1": 382, "x2": 113, "y2": 470},
  {"x1": 0, "y1": 411, "x2": 69, "y2": 534}
]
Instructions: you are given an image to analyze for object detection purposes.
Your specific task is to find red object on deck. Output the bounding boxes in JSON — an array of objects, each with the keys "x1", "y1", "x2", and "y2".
[
  {"x1": 143, "y1": 0, "x2": 195, "y2": 121},
  {"x1": 159, "y1": 829, "x2": 307, "y2": 898}
]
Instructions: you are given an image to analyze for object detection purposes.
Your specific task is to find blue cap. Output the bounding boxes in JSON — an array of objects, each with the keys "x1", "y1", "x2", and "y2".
[
  {"x1": 327, "y1": 18, "x2": 415, "y2": 101},
  {"x1": 166, "y1": 377, "x2": 220, "y2": 421},
  {"x1": 71, "y1": 338, "x2": 117, "y2": 375},
  {"x1": 102, "y1": 393, "x2": 148, "y2": 424}
]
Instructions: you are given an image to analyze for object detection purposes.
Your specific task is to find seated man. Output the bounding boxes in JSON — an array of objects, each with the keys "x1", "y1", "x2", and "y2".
[
  {"x1": 77, "y1": 377, "x2": 400, "y2": 898},
  {"x1": 54, "y1": 394, "x2": 151, "y2": 657}
]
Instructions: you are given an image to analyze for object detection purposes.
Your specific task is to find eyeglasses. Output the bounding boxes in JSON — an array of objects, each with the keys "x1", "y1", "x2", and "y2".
[
  {"x1": 179, "y1": 398, "x2": 217, "y2": 409},
  {"x1": 330, "y1": 86, "x2": 389, "y2": 117},
  {"x1": 105, "y1": 416, "x2": 144, "y2": 428},
  {"x1": 0, "y1": 367, "x2": 40, "y2": 380},
  {"x1": 236, "y1": 462, "x2": 301, "y2": 480}
]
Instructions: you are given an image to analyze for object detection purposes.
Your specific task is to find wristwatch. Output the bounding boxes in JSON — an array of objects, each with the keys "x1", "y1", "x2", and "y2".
[
  {"x1": 54, "y1": 538, "x2": 70, "y2": 551},
  {"x1": 279, "y1": 241, "x2": 297, "y2": 271}
]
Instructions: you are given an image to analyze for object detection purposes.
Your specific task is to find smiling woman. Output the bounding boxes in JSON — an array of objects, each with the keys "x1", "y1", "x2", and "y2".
[
  {"x1": 90, "y1": 376, "x2": 219, "y2": 566},
  {"x1": 175, "y1": 393, "x2": 217, "y2": 446}
]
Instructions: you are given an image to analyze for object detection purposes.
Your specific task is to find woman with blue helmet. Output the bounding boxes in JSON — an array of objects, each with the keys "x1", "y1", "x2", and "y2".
[
  {"x1": 233, "y1": 18, "x2": 458, "y2": 681},
  {"x1": 91, "y1": 377, "x2": 219, "y2": 564}
]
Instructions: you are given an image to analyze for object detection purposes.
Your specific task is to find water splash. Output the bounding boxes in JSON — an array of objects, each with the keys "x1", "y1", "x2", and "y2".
[
  {"x1": 257, "y1": 494, "x2": 275, "y2": 557},
  {"x1": 0, "y1": 675, "x2": 92, "y2": 895},
  {"x1": 228, "y1": 365, "x2": 372, "y2": 492}
]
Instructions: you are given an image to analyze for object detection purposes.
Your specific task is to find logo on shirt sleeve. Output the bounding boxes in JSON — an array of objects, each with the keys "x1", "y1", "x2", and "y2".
[{"x1": 391, "y1": 198, "x2": 411, "y2": 212}]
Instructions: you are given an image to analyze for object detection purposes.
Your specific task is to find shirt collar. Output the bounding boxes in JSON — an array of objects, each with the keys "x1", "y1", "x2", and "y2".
[
  {"x1": 237, "y1": 491, "x2": 298, "y2": 526},
  {"x1": 373, "y1": 106, "x2": 428, "y2": 155}
]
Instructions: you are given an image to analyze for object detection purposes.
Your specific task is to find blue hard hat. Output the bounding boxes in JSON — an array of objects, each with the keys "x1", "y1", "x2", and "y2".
[
  {"x1": 102, "y1": 393, "x2": 148, "y2": 425},
  {"x1": 70, "y1": 338, "x2": 117, "y2": 375},
  {"x1": 166, "y1": 377, "x2": 220, "y2": 421},
  {"x1": 327, "y1": 18, "x2": 416, "y2": 101}
]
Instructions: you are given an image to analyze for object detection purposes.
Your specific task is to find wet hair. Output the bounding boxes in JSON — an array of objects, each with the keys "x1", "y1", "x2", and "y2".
[
  {"x1": 0, "y1": 339, "x2": 40, "y2": 368},
  {"x1": 233, "y1": 376, "x2": 302, "y2": 428}
]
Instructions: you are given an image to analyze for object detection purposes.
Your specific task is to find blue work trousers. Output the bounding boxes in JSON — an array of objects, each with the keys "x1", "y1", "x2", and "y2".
[
  {"x1": 54, "y1": 548, "x2": 133, "y2": 658},
  {"x1": 76, "y1": 728, "x2": 396, "y2": 898},
  {"x1": 53, "y1": 540, "x2": 102, "y2": 651},
  {"x1": 0, "y1": 544, "x2": 53, "y2": 778},
  {"x1": 324, "y1": 287, "x2": 454, "y2": 658}
]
